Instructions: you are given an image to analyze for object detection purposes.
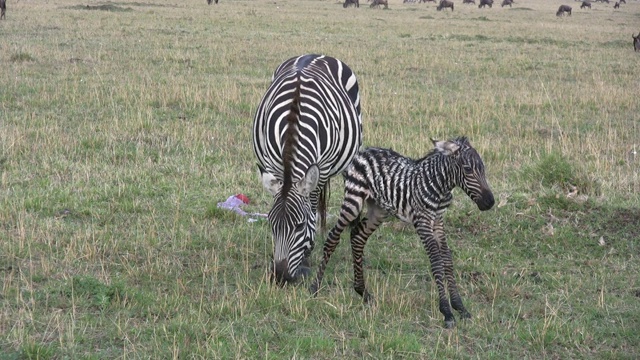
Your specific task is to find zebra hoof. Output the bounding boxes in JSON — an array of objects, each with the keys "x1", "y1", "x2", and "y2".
[
  {"x1": 297, "y1": 265, "x2": 312, "y2": 279},
  {"x1": 460, "y1": 310, "x2": 472, "y2": 319},
  {"x1": 309, "y1": 283, "x2": 319, "y2": 297},
  {"x1": 444, "y1": 319, "x2": 456, "y2": 329},
  {"x1": 363, "y1": 292, "x2": 376, "y2": 306}
]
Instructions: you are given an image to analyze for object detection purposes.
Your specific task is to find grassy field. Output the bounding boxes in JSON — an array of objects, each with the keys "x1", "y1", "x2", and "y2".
[{"x1": 1, "y1": 0, "x2": 639, "y2": 358}]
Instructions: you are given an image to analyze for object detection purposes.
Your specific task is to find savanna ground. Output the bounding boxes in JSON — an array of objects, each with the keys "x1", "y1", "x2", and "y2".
[{"x1": 1, "y1": 0, "x2": 639, "y2": 358}]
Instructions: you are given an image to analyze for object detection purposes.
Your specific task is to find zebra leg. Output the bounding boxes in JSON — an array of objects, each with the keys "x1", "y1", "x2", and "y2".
[
  {"x1": 351, "y1": 201, "x2": 386, "y2": 304},
  {"x1": 434, "y1": 217, "x2": 471, "y2": 319},
  {"x1": 440, "y1": 241, "x2": 471, "y2": 319},
  {"x1": 300, "y1": 185, "x2": 327, "y2": 278},
  {"x1": 415, "y1": 216, "x2": 456, "y2": 328},
  {"x1": 309, "y1": 188, "x2": 322, "y2": 254},
  {"x1": 310, "y1": 191, "x2": 365, "y2": 296}
]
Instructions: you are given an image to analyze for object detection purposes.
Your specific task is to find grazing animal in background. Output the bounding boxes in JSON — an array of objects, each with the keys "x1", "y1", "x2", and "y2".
[
  {"x1": 420, "y1": 0, "x2": 437, "y2": 3},
  {"x1": 501, "y1": 0, "x2": 513, "y2": 7},
  {"x1": 557, "y1": 5, "x2": 572, "y2": 16},
  {"x1": 404, "y1": 0, "x2": 416, "y2": 3},
  {"x1": 463, "y1": 0, "x2": 476, "y2": 4},
  {"x1": 437, "y1": 0, "x2": 454, "y2": 11},
  {"x1": 613, "y1": 2, "x2": 619, "y2": 8},
  {"x1": 633, "y1": 32, "x2": 640, "y2": 52},
  {"x1": 0, "y1": 0, "x2": 6, "y2": 20},
  {"x1": 344, "y1": 0, "x2": 359, "y2": 8},
  {"x1": 207, "y1": 0, "x2": 218, "y2": 4},
  {"x1": 310, "y1": 138, "x2": 495, "y2": 329},
  {"x1": 479, "y1": 0, "x2": 494, "y2": 8},
  {"x1": 370, "y1": 0, "x2": 389, "y2": 8},
  {"x1": 619, "y1": 0, "x2": 625, "y2": 3},
  {"x1": 253, "y1": 54, "x2": 363, "y2": 285},
  {"x1": 580, "y1": 1, "x2": 591, "y2": 9}
]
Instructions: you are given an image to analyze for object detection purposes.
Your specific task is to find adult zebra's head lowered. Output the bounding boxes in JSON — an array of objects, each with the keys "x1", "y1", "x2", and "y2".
[
  {"x1": 261, "y1": 165, "x2": 318, "y2": 284},
  {"x1": 259, "y1": 83, "x2": 320, "y2": 285},
  {"x1": 253, "y1": 54, "x2": 362, "y2": 286},
  {"x1": 433, "y1": 137, "x2": 495, "y2": 211}
]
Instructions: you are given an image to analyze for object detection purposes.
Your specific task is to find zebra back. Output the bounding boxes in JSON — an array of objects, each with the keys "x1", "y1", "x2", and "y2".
[
  {"x1": 280, "y1": 82, "x2": 301, "y2": 204},
  {"x1": 272, "y1": 55, "x2": 361, "y2": 121}
]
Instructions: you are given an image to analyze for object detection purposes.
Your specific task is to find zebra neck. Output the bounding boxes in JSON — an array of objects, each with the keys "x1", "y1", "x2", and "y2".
[{"x1": 417, "y1": 155, "x2": 457, "y2": 198}]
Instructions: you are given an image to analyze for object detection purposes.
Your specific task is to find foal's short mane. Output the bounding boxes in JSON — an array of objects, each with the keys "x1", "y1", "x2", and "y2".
[{"x1": 417, "y1": 136, "x2": 470, "y2": 162}]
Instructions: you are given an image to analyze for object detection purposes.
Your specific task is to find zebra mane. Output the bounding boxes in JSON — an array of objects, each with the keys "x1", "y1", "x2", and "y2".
[
  {"x1": 420, "y1": 136, "x2": 470, "y2": 162},
  {"x1": 280, "y1": 79, "x2": 301, "y2": 201},
  {"x1": 455, "y1": 136, "x2": 470, "y2": 146}
]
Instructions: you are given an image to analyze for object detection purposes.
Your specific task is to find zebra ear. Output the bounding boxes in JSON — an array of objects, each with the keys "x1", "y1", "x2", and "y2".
[
  {"x1": 261, "y1": 171, "x2": 282, "y2": 196},
  {"x1": 297, "y1": 165, "x2": 319, "y2": 197},
  {"x1": 432, "y1": 139, "x2": 460, "y2": 156}
]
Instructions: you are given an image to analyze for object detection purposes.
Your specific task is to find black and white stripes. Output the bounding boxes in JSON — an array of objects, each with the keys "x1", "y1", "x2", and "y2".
[
  {"x1": 253, "y1": 54, "x2": 363, "y2": 284},
  {"x1": 310, "y1": 137, "x2": 494, "y2": 328}
]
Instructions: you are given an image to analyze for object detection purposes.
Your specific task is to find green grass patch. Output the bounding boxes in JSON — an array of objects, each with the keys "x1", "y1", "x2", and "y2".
[
  {"x1": 9, "y1": 53, "x2": 35, "y2": 63},
  {"x1": 521, "y1": 151, "x2": 601, "y2": 195},
  {"x1": 61, "y1": 276, "x2": 129, "y2": 309}
]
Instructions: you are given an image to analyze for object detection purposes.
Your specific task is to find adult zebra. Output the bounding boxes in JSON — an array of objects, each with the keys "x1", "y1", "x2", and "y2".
[{"x1": 253, "y1": 54, "x2": 363, "y2": 285}]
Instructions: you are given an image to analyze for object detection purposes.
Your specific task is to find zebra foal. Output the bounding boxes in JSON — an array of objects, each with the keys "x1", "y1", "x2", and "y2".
[
  {"x1": 253, "y1": 54, "x2": 362, "y2": 285},
  {"x1": 310, "y1": 137, "x2": 494, "y2": 328}
]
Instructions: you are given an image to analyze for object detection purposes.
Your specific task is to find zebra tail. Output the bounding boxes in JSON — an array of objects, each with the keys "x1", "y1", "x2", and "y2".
[
  {"x1": 281, "y1": 80, "x2": 301, "y2": 199},
  {"x1": 318, "y1": 181, "x2": 329, "y2": 235}
]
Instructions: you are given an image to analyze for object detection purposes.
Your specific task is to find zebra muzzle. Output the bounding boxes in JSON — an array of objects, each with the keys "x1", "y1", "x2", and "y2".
[
  {"x1": 476, "y1": 190, "x2": 495, "y2": 211},
  {"x1": 271, "y1": 258, "x2": 311, "y2": 285},
  {"x1": 271, "y1": 259, "x2": 295, "y2": 285}
]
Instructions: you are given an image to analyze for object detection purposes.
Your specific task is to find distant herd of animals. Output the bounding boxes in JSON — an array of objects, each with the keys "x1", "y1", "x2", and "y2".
[
  {"x1": 6, "y1": 2, "x2": 634, "y2": 46},
  {"x1": 336, "y1": 0, "x2": 640, "y2": 50},
  {"x1": 198, "y1": 0, "x2": 637, "y2": 12},
  {"x1": 340, "y1": 0, "x2": 632, "y2": 12},
  {"x1": 325, "y1": 0, "x2": 640, "y2": 59},
  {"x1": 337, "y1": 0, "x2": 632, "y2": 11},
  {"x1": 345, "y1": 0, "x2": 515, "y2": 8},
  {"x1": 557, "y1": 0, "x2": 628, "y2": 15},
  {"x1": 0, "y1": 0, "x2": 633, "y2": 18}
]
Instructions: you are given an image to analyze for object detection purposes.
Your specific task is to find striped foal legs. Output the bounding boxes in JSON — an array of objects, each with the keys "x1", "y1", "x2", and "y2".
[
  {"x1": 434, "y1": 218, "x2": 471, "y2": 319},
  {"x1": 351, "y1": 201, "x2": 387, "y2": 304},
  {"x1": 309, "y1": 193, "x2": 364, "y2": 297},
  {"x1": 414, "y1": 216, "x2": 457, "y2": 328}
]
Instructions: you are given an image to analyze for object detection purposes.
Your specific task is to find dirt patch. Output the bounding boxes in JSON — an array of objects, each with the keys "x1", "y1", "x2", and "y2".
[{"x1": 593, "y1": 207, "x2": 640, "y2": 240}]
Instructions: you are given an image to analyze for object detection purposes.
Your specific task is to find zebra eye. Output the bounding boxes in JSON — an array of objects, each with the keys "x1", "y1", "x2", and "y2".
[{"x1": 463, "y1": 166, "x2": 474, "y2": 174}]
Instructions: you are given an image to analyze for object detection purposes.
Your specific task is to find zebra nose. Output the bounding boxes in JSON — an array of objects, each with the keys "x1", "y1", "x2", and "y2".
[
  {"x1": 272, "y1": 259, "x2": 295, "y2": 285},
  {"x1": 477, "y1": 190, "x2": 495, "y2": 211}
]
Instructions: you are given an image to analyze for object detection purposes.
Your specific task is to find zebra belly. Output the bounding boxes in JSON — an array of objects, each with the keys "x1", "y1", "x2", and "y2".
[{"x1": 369, "y1": 191, "x2": 413, "y2": 223}]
